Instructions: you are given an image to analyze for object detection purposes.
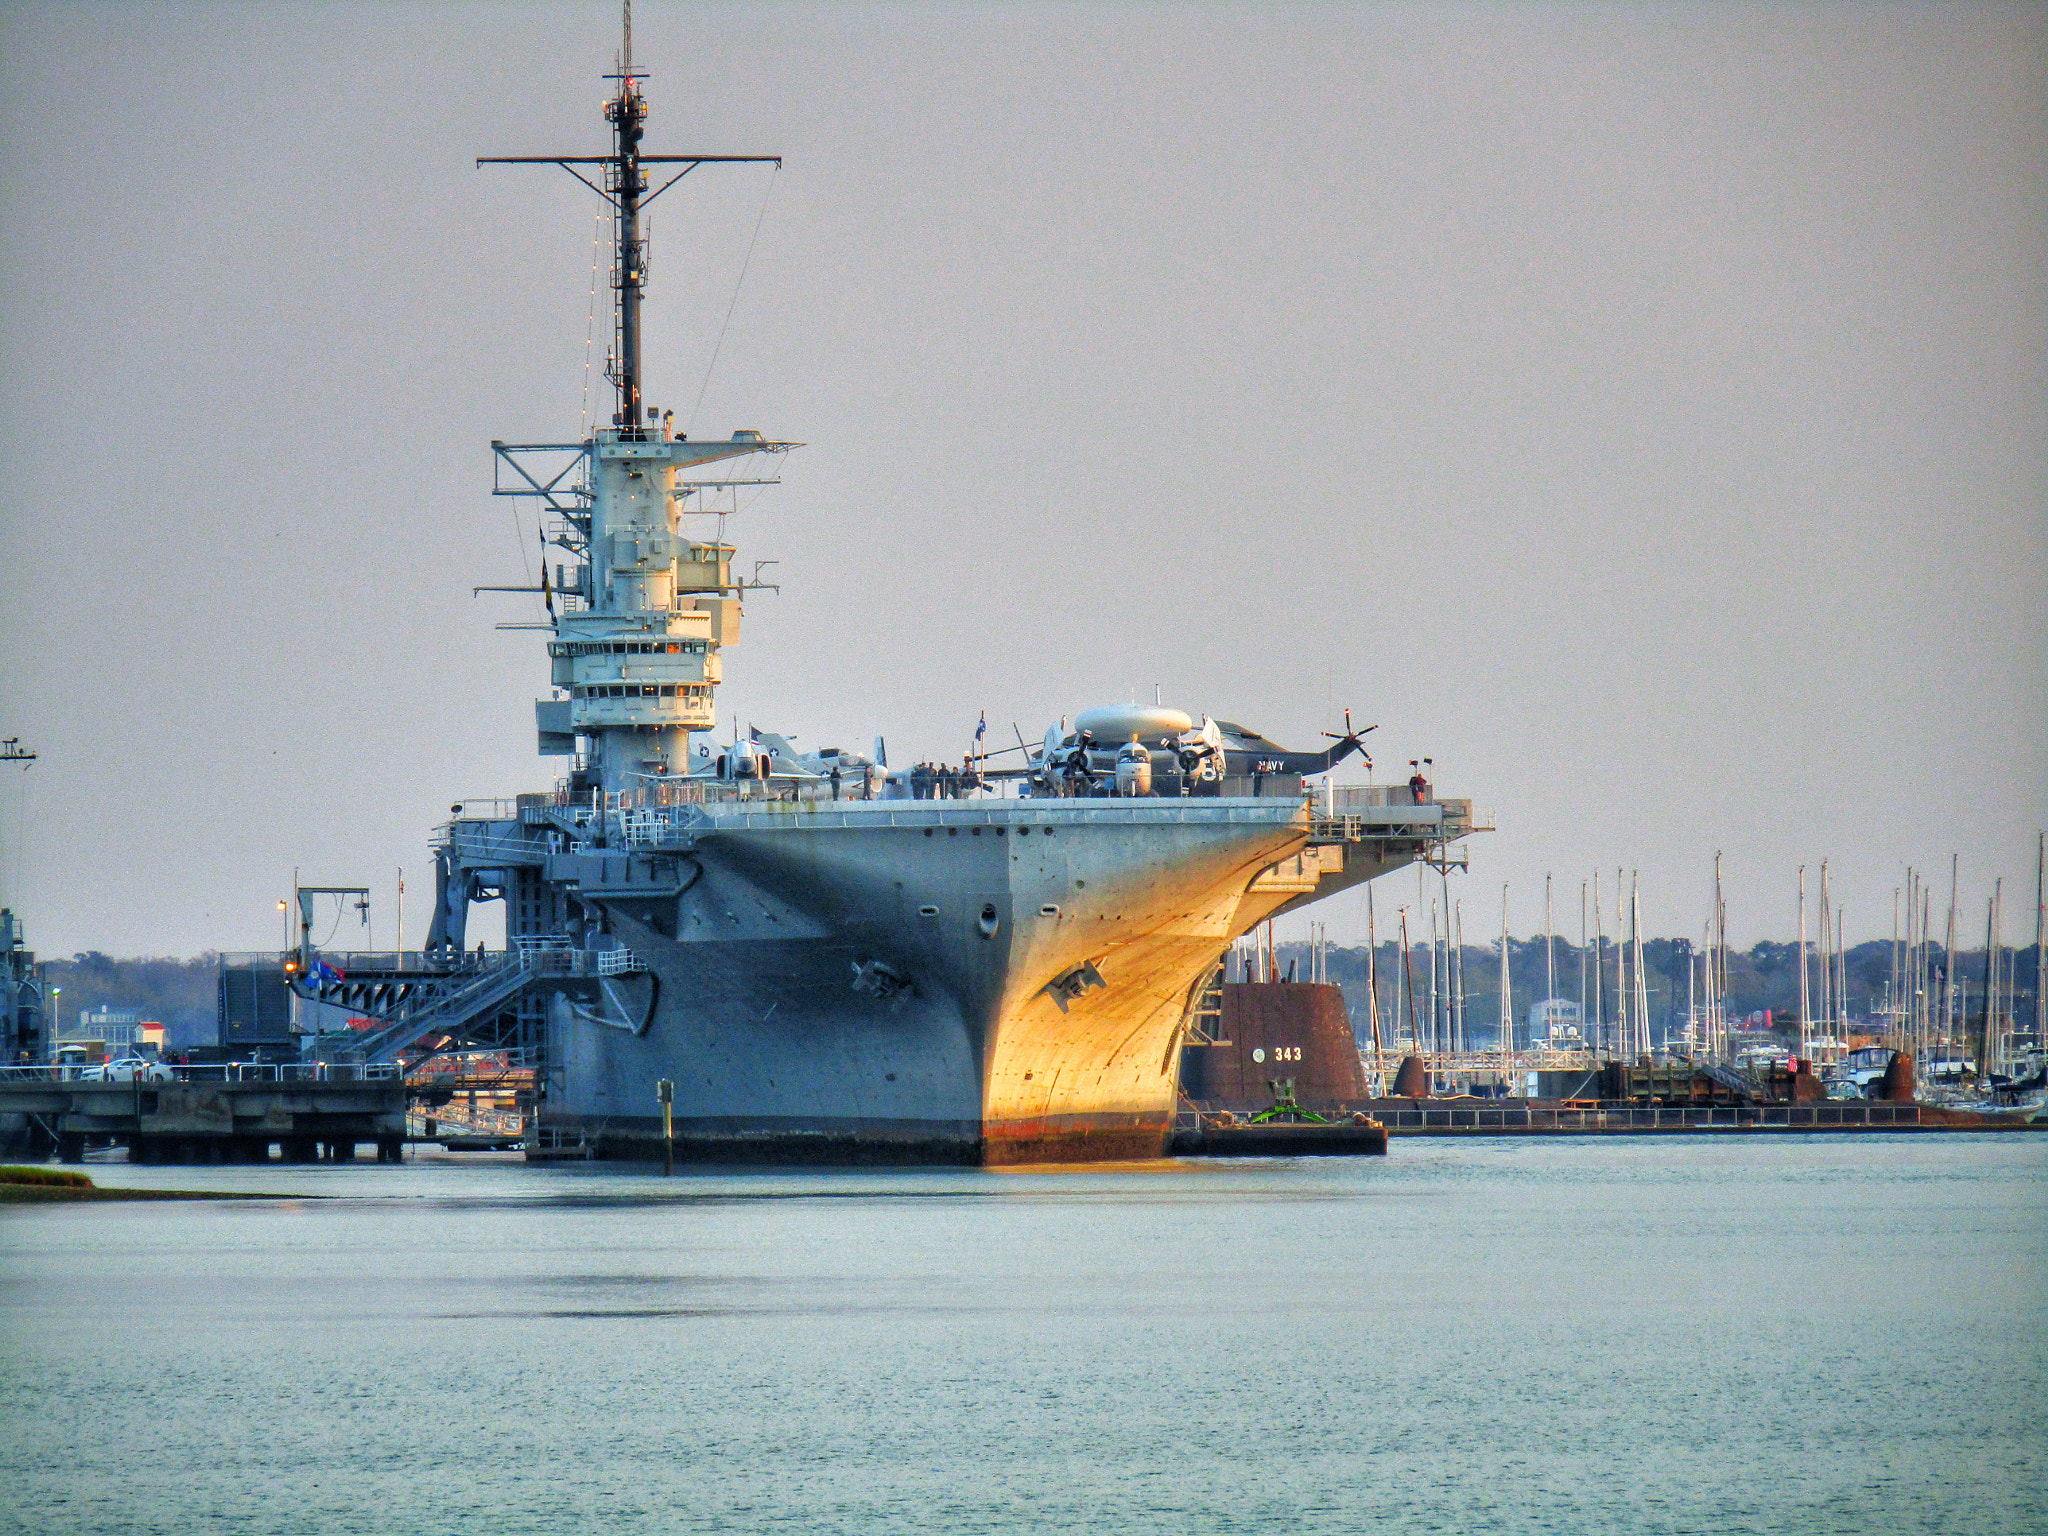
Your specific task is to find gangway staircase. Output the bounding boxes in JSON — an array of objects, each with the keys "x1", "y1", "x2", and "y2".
[
  {"x1": 297, "y1": 942, "x2": 644, "y2": 1066},
  {"x1": 1692, "y1": 1060, "x2": 1765, "y2": 1104},
  {"x1": 335, "y1": 955, "x2": 536, "y2": 1064}
]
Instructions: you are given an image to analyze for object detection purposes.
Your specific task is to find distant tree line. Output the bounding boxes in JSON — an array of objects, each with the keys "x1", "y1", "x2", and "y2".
[
  {"x1": 42, "y1": 952, "x2": 221, "y2": 1047},
  {"x1": 34, "y1": 938, "x2": 2044, "y2": 1057}
]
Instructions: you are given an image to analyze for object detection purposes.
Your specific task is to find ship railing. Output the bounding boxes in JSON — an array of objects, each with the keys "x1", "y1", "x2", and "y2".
[
  {"x1": 511, "y1": 934, "x2": 573, "y2": 954},
  {"x1": 409, "y1": 1105, "x2": 526, "y2": 1139},
  {"x1": 495, "y1": 942, "x2": 640, "y2": 979},
  {"x1": 407, "y1": 1044, "x2": 540, "y2": 1079},
  {"x1": 446, "y1": 797, "x2": 526, "y2": 822},
  {"x1": 0, "y1": 1061, "x2": 410, "y2": 1084},
  {"x1": 309, "y1": 950, "x2": 478, "y2": 978},
  {"x1": 1315, "y1": 793, "x2": 1493, "y2": 833},
  {"x1": 1329, "y1": 784, "x2": 1426, "y2": 811}
]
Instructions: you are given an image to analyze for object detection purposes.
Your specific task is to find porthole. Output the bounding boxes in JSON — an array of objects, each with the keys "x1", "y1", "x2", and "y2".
[
  {"x1": 923, "y1": 829, "x2": 933, "y2": 837},
  {"x1": 918, "y1": 904, "x2": 939, "y2": 918},
  {"x1": 971, "y1": 827, "x2": 981, "y2": 836},
  {"x1": 1039, "y1": 904, "x2": 1060, "y2": 917},
  {"x1": 948, "y1": 827, "x2": 958, "y2": 837}
]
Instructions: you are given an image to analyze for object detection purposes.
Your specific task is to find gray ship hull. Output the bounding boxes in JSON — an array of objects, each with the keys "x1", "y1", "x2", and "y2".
[{"x1": 522, "y1": 796, "x2": 1432, "y2": 1163}]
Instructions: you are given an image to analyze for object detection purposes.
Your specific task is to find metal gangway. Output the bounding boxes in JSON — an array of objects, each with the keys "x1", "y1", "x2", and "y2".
[{"x1": 299, "y1": 940, "x2": 643, "y2": 1065}]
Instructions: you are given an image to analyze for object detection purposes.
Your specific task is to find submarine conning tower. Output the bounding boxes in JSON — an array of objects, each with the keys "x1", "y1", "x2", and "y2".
[{"x1": 482, "y1": 29, "x2": 788, "y2": 798}]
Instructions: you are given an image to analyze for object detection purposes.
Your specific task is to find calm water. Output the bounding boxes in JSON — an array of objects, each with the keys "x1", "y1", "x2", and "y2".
[{"x1": 2, "y1": 1136, "x2": 2043, "y2": 1535}]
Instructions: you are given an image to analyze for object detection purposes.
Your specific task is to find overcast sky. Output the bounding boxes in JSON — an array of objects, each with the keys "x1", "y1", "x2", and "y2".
[{"x1": 1, "y1": 0, "x2": 2042, "y2": 959}]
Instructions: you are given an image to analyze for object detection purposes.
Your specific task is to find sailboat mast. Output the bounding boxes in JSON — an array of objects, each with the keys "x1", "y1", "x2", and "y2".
[
  {"x1": 1592, "y1": 870, "x2": 1605, "y2": 1057},
  {"x1": 1991, "y1": 878, "x2": 2004, "y2": 1076},
  {"x1": 1712, "y1": 852, "x2": 1725, "y2": 1060},
  {"x1": 1614, "y1": 868, "x2": 1627, "y2": 1056},
  {"x1": 1454, "y1": 898, "x2": 1467, "y2": 1060},
  {"x1": 1544, "y1": 872, "x2": 1555, "y2": 1013},
  {"x1": 1921, "y1": 885, "x2": 1933, "y2": 1067},
  {"x1": 1943, "y1": 853, "x2": 1958, "y2": 1050},
  {"x1": 1399, "y1": 908, "x2": 1421, "y2": 1053},
  {"x1": 1579, "y1": 881, "x2": 1588, "y2": 1045},
  {"x1": 1798, "y1": 865, "x2": 1810, "y2": 1063},
  {"x1": 1843, "y1": 913, "x2": 1859, "y2": 1036},
  {"x1": 1903, "y1": 874, "x2": 1913, "y2": 1056},
  {"x1": 1817, "y1": 860, "x2": 1830, "y2": 1046},
  {"x1": 1427, "y1": 899, "x2": 1440, "y2": 1061},
  {"x1": 2037, "y1": 831, "x2": 2045, "y2": 1049},
  {"x1": 1889, "y1": 887, "x2": 1901, "y2": 1045},
  {"x1": 1631, "y1": 874, "x2": 1648, "y2": 1056},
  {"x1": 1366, "y1": 882, "x2": 1384, "y2": 1094},
  {"x1": 1498, "y1": 884, "x2": 1512, "y2": 1068},
  {"x1": 1980, "y1": 893, "x2": 1997, "y2": 1084}
]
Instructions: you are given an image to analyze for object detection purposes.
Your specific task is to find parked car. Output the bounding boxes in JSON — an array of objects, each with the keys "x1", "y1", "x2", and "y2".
[{"x1": 84, "y1": 1057, "x2": 174, "y2": 1083}]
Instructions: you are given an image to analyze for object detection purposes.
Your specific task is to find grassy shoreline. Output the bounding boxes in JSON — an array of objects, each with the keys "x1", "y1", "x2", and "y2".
[{"x1": 0, "y1": 1166, "x2": 320, "y2": 1203}]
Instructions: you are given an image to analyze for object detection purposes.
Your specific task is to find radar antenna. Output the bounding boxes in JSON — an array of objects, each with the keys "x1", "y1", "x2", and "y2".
[{"x1": 479, "y1": 0, "x2": 780, "y2": 434}]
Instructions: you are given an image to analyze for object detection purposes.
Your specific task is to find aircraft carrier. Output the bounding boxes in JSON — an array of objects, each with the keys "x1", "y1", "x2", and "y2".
[{"x1": 291, "y1": 11, "x2": 1483, "y2": 1164}]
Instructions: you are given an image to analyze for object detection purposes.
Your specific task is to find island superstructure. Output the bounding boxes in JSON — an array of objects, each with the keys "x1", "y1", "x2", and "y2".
[{"x1": 295, "y1": 16, "x2": 1485, "y2": 1163}]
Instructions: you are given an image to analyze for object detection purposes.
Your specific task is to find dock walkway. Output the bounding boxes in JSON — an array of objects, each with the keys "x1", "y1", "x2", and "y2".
[
  {"x1": 0, "y1": 1065, "x2": 408, "y2": 1163},
  {"x1": 1361, "y1": 1100, "x2": 2034, "y2": 1134}
]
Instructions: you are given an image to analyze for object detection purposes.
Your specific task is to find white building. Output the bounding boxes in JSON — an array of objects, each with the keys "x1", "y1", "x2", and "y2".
[
  {"x1": 73, "y1": 1005, "x2": 145, "y2": 1052},
  {"x1": 1527, "y1": 997, "x2": 1584, "y2": 1046}
]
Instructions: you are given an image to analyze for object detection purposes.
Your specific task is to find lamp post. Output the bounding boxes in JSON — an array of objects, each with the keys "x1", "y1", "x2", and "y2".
[{"x1": 48, "y1": 984, "x2": 60, "y2": 1065}]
